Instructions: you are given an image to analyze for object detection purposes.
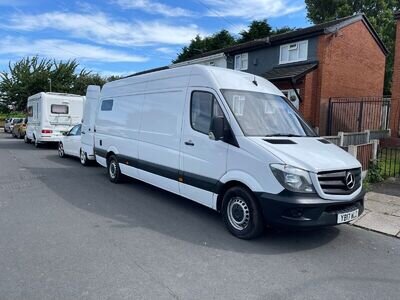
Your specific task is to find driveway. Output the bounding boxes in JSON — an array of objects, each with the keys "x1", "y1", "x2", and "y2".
[{"x1": 0, "y1": 132, "x2": 399, "y2": 299}]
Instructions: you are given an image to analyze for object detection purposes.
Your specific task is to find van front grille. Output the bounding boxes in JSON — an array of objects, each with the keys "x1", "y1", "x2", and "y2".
[{"x1": 317, "y1": 168, "x2": 361, "y2": 195}]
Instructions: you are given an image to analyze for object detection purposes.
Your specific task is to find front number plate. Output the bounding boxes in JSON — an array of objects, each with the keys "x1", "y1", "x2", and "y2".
[{"x1": 337, "y1": 209, "x2": 359, "y2": 224}]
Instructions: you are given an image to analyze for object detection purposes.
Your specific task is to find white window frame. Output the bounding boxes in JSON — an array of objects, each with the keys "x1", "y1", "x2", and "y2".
[
  {"x1": 279, "y1": 40, "x2": 308, "y2": 64},
  {"x1": 234, "y1": 53, "x2": 248, "y2": 70}
]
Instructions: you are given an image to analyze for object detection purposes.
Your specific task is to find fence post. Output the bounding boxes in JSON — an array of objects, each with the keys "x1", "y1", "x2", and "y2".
[
  {"x1": 372, "y1": 139, "x2": 379, "y2": 161},
  {"x1": 365, "y1": 129, "x2": 370, "y2": 143},
  {"x1": 338, "y1": 131, "x2": 344, "y2": 147},
  {"x1": 358, "y1": 101, "x2": 364, "y2": 132},
  {"x1": 327, "y1": 98, "x2": 332, "y2": 135},
  {"x1": 348, "y1": 145, "x2": 357, "y2": 158}
]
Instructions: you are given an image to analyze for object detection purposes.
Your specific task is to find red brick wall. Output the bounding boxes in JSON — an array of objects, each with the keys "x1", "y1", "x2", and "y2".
[
  {"x1": 391, "y1": 18, "x2": 400, "y2": 136},
  {"x1": 316, "y1": 20, "x2": 386, "y2": 135}
]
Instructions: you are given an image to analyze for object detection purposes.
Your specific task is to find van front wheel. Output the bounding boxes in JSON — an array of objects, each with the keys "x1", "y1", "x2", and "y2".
[
  {"x1": 222, "y1": 186, "x2": 264, "y2": 239},
  {"x1": 108, "y1": 155, "x2": 122, "y2": 183}
]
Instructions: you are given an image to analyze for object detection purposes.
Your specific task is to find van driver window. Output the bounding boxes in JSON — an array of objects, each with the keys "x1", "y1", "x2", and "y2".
[
  {"x1": 101, "y1": 100, "x2": 113, "y2": 111},
  {"x1": 191, "y1": 91, "x2": 223, "y2": 135}
]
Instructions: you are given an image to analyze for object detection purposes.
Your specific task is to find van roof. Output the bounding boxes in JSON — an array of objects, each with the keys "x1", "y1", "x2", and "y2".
[{"x1": 102, "y1": 65, "x2": 283, "y2": 97}]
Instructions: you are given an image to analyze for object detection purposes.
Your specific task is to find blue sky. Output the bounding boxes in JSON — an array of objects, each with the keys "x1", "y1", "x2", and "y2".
[{"x1": 0, "y1": 0, "x2": 310, "y2": 77}]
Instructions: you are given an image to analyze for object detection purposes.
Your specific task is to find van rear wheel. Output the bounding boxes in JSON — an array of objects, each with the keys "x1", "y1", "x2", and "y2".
[
  {"x1": 108, "y1": 155, "x2": 122, "y2": 183},
  {"x1": 222, "y1": 186, "x2": 264, "y2": 239}
]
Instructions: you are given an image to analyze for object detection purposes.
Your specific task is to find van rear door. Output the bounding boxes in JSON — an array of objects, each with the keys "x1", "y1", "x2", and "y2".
[{"x1": 180, "y1": 88, "x2": 228, "y2": 208}]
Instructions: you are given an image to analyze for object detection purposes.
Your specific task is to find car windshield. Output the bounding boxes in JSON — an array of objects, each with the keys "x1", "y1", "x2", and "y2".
[{"x1": 221, "y1": 89, "x2": 316, "y2": 137}]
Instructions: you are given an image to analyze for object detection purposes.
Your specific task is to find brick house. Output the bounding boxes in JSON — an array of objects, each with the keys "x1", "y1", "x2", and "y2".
[
  {"x1": 391, "y1": 11, "x2": 400, "y2": 137},
  {"x1": 172, "y1": 14, "x2": 387, "y2": 135}
]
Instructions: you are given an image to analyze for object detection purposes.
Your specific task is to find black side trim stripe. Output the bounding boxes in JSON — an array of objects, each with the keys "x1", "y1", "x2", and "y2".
[
  {"x1": 94, "y1": 147, "x2": 107, "y2": 158},
  {"x1": 94, "y1": 147, "x2": 221, "y2": 194}
]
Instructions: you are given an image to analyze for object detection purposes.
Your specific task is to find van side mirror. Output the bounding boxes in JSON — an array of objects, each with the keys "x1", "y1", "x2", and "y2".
[{"x1": 209, "y1": 116, "x2": 225, "y2": 141}]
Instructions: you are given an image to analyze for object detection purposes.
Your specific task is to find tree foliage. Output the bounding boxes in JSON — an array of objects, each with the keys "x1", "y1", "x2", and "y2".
[
  {"x1": 0, "y1": 56, "x2": 117, "y2": 111},
  {"x1": 174, "y1": 20, "x2": 295, "y2": 63},
  {"x1": 174, "y1": 30, "x2": 236, "y2": 63},
  {"x1": 305, "y1": 0, "x2": 399, "y2": 94}
]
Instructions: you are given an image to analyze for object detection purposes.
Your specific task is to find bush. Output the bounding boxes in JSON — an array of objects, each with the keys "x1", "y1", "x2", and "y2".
[{"x1": 365, "y1": 160, "x2": 384, "y2": 184}]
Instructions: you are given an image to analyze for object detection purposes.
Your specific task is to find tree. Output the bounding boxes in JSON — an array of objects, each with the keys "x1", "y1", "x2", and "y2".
[
  {"x1": 0, "y1": 56, "x2": 114, "y2": 111},
  {"x1": 305, "y1": 0, "x2": 399, "y2": 94},
  {"x1": 174, "y1": 30, "x2": 236, "y2": 63},
  {"x1": 238, "y1": 20, "x2": 272, "y2": 43}
]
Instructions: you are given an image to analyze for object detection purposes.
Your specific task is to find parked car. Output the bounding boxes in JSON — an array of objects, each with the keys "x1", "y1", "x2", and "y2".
[
  {"x1": 84, "y1": 65, "x2": 365, "y2": 239},
  {"x1": 4, "y1": 118, "x2": 23, "y2": 133},
  {"x1": 26, "y1": 92, "x2": 85, "y2": 147},
  {"x1": 12, "y1": 118, "x2": 28, "y2": 139},
  {"x1": 58, "y1": 124, "x2": 90, "y2": 165}
]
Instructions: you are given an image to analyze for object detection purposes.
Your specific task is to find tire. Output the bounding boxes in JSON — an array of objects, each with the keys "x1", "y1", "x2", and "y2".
[
  {"x1": 80, "y1": 149, "x2": 89, "y2": 166},
  {"x1": 222, "y1": 186, "x2": 264, "y2": 240},
  {"x1": 24, "y1": 135, "x2": 31, "y2": 144},
  {"x1": 107, "y1": 155, "x2": 122, "y2": 183},
  {"x1": 17, "y1": 131, "x2": 21, "y2": 139},
  {"x1": 58, "y1": 142, "x2": 65, "y2": 158},
  {"x1": 34, "y1": 137, "x2": 40, "y2": 148}
]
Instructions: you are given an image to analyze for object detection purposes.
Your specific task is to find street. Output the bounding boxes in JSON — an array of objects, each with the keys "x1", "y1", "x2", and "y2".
[{"x1": 0, "y1": 132, "x2": 399, "y2": 300}]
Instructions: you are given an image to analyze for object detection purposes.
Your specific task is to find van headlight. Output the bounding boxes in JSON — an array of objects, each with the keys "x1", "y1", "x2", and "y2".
[{"x1": 270, "y1": 164, "x2": 314, "y2": 193}]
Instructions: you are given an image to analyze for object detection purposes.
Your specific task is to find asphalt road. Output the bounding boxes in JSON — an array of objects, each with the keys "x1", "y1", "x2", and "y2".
[{"x1": 0, "y1": 132, "x2": 399, "y2": 300}]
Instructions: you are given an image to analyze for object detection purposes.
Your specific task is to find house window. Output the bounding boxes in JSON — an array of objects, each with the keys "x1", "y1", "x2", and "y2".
[
  {"x1": 234, "y1": 53, "x2": 248, "y2": 70},
  {"x1": 232, "y1": 95, "x2": 246, "y2": 116},
  {"x1": 279, "y1": 40, "x2": 308, "y2": 64}
]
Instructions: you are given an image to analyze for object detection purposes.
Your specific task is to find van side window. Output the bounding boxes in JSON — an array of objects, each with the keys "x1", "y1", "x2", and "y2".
[
  {"x1": 191, "y1": 91, "x2": 223, "y2": 135},
  {"x1": 101, "y1": 100, "x2": 113, "y2": 111}
]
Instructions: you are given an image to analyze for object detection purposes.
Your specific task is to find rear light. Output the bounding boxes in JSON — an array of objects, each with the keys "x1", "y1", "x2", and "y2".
[{"x1": 41, "y1": 129, "x2": 53, "y2": 134}]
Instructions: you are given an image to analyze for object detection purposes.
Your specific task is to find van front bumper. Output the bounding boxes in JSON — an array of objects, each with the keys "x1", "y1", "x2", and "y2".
[{"x1": 256, "y1": 190, "x2": 365, "y2": 228}]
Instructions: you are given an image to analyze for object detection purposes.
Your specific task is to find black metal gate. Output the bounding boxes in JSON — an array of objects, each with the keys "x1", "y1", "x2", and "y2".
[
  {"x1": 327, "y1": 97, "x2": 392, "y2": 135},
  {"x1": 378, "y1": 147, "x2": 400, "y2": 178}
]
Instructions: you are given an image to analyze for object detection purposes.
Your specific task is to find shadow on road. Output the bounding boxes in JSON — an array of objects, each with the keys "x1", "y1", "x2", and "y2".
[{"x1": 26, "y1": 160, "x2": 341, "y2": 255}]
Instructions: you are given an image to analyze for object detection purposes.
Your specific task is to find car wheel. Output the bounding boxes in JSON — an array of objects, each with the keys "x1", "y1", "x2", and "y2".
[
  {"x1": 222, "y1": 186, "x2": 264, "y2": 240},
  {"x1": 80, "y1": 149, "x2": 89, "y2": 166},
  {"x1": 58, "y1": 142, "x2": 65, "y2": 158},
  {"x1": 17, "y1": 131, "x2": 21, "y2": 139},
  {"x1": 24, "y1": 135, "x2": 31, "y2": 144},
  {"x1": 107, "y1": 155, "x2": 122, "y2": 183}
]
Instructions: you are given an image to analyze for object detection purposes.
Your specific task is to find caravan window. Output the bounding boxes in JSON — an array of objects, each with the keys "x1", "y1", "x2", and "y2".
[
  {"x1": 190, "y1": 91, "x2": 223, "y2": 135},
  {"x1": 28, "y1": 106, "x2": 33, "y2": 117},
  {"x1": 51, "y1": 104, "x2": 69, "y2": 114}
]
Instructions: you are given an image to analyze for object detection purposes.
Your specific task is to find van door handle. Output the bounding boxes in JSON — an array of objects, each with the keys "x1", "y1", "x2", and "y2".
[
  {"x1": 81, "y1": 131, "x2": 85, "y2": 134},
  {"x1": 185, "y1": 140, "x2": 195, "y2": 146}
]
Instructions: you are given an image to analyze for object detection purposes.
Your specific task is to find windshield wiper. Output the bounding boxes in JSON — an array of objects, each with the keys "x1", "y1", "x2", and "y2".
[{"x1": 264, "y1": 134, "x2": 305, "y2": 137}]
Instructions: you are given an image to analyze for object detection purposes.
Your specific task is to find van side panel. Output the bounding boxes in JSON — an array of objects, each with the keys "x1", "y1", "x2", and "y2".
[
  {"x1": 95, "y1": 93, "x2": 145, "y2": 179},
  {"x1": 137, "y1": 90, "x2": 186, "y2": 194}
]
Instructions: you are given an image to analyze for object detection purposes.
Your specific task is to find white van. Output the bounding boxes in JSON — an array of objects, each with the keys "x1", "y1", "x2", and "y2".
[
  {"x1": 26, "y1": 92, "x2": 85, "y2": 147},
  {"x1": 86, "y1": 65, "x2": 364, "y2": 239}
]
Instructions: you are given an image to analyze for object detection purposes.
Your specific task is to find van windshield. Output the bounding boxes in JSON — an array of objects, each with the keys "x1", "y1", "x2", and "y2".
[{"x1": 221, "y1": 89, "x2": 316, "y2": 137}]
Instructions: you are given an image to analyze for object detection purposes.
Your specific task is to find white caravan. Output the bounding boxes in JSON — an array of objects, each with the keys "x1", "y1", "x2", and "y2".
[
  {"x1": 26, "y1": 92, "x2": 85, "y2": 147},
  {"x1": 86, "y1": 65, "x2": 365, "y2": 239}
]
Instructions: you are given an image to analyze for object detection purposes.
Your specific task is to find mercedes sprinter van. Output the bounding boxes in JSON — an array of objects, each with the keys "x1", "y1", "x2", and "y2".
[{"x1": 86, "y1": 65, "x2": 364, "y2": 239}]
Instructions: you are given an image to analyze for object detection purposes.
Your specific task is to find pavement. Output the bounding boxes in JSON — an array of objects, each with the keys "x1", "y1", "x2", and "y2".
[
  {"x1": 352, "y1": 180, "x2": 400, "y2": 238},
  {"x1": 0, "y1": 132, "x2": 400, "y2": 299}
]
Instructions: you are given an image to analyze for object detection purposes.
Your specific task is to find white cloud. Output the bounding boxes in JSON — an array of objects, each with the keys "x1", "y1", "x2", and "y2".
[
  {"x1": 203, "y1": 0, "x2": 304, "y2": 20},
  {"x1": 5, "y1": 11, "x2": 205, "y2": 46},
  {"x1": 0, "y1": 36, "x2": 148, "y2": 62},
  {"x1": 155, "y1": 47, "x2": 177, "y2": 55},
  {"x1": 114, "y1": 0, "x2": 192, "y2": 17}
]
